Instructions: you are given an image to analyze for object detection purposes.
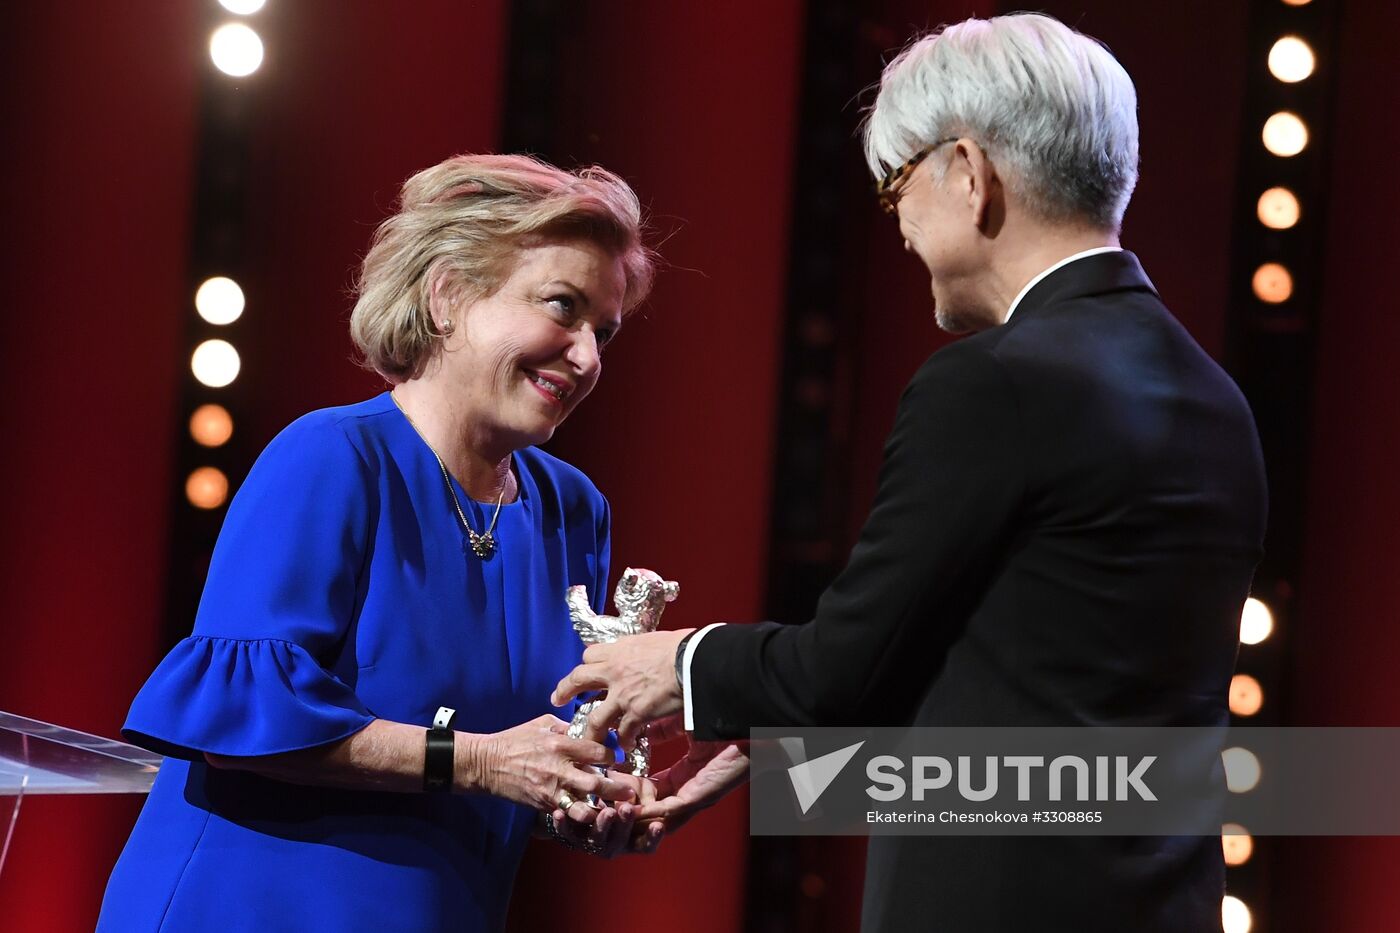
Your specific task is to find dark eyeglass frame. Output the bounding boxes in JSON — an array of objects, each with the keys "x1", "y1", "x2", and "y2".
[{"x1": 875, "y1": 137, "x2": 960, "y2": 215}]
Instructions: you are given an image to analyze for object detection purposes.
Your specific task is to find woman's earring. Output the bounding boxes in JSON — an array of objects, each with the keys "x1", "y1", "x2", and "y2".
[{"x1": 437, "y1": 318, "x2": 455, "y2": 336}]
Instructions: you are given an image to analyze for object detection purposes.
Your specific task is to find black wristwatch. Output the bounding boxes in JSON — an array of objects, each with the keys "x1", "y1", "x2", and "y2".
[
  {"x1": 674, "y1": 630, "x2": 699, "y2": 690},
  {"x1": 424, "y1": 706, "x2": 456, "y2": 793}
]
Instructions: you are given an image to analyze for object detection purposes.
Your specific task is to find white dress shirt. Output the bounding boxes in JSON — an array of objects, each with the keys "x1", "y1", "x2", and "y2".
[{"x1": 1004, "y1": 246, "x2": 1123, "y2": 322}]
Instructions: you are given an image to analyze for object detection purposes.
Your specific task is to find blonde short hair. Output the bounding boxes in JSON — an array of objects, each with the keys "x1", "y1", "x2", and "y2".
[{"x1": 351, "y1": 153, "x2": 655, "y2": 381}]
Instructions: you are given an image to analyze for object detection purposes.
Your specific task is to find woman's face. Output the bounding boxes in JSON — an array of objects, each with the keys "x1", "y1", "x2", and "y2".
[{"x1": 438, "y1": 238, "x2": 627, "y2": 451}]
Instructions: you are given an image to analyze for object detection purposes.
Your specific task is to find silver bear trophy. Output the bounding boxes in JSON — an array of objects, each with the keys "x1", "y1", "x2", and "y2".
[{"x1": 565, "y1": 567, "x2": 680, "y2": 781}]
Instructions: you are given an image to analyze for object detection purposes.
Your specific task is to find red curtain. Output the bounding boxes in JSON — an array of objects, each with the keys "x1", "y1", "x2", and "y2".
[
  {"x1": 0, "y1": 6, "x2": 198, "y2": 928},
  {"x1": 506, "y1": 1, "x2": 805, "y2": 929},
  {"x1": 1275, "y1": 0, "x2": 1400, "y2": 927}
]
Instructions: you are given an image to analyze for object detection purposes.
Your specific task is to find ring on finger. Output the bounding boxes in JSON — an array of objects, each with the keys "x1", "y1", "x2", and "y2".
[{"x1": 558, "y1": 792, "x2": 575, "y2": 810}]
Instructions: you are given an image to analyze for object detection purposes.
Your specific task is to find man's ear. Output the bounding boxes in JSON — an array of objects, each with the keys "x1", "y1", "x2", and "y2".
[{"x1": 956, "y1": 139, "x2": 999, "y2": 232}]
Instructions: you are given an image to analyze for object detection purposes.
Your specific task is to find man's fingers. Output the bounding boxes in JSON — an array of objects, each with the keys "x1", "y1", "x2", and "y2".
[
  {"x1": 548, "y1": 661, "x2": 610, "y2": 706},
  {"x1": 584, "y1": 697, "x2": 621, "y2": 741},
  {"x1": 634, "y1": 795, "x2": 687, "y2": 822},
  {"x1": 581, "y1": 643, "x2": 616, "y2": 664},
  {"x1": 616, "y1": 713, "x2": 645, "y2": 754},
  {"x1": 551, "y1": 664, "x2": 609, "y2": 706}
]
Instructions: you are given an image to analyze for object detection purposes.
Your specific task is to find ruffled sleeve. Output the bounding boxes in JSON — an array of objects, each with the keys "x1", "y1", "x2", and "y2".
[{"x1": 123, "y1": 413, "x2": 377, "y2": 760}]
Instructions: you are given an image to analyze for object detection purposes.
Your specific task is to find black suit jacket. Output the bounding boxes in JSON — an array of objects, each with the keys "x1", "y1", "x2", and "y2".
[{"x1": 689, "y1": 252, "x2": 1267, "y2": 932}]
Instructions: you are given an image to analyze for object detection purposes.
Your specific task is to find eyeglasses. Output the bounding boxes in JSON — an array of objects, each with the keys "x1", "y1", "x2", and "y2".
[{"x1": 875, "y1": 137, "x2": 960, "y2": 215}]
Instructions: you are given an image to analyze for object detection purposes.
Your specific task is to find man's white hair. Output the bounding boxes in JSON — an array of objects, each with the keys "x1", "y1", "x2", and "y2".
[{"x1": 863, "y1": 13, "x2": 1139, "y2": 231}]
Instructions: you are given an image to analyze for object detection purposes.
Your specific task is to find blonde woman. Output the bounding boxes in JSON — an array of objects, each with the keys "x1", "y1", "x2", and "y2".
[{"x1": 99, "y1": 154, "x2": 659, "y2": 932}]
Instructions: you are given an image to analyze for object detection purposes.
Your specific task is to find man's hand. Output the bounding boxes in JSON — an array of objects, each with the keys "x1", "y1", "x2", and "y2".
[
  {"x1": 551, "y1": 628, "x2": 694, "y2": 750},
  {"x1": 635, "y1": 716, "x2": 750, "y2": 832}
]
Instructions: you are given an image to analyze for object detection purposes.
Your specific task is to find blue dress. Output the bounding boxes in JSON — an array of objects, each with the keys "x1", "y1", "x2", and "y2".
[{"x1": 97, "y1": 393, "x2": 610, "y2": 932}]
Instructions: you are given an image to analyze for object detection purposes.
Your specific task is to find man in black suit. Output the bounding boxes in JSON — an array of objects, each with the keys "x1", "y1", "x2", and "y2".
[{"x1": 554, "y1": 12, "x2": 1266, "y2": 931}]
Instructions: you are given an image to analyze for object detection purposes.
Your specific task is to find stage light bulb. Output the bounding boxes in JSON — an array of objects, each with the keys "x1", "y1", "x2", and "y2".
[
  {"x1": 192, "y1": 339, "x2": 241, "y2": 387},
  {"x1": 1263, "y1": 111, "x2": 1309, "y2": 156},
  {"x1": 1281, "y1": 0, "x2": 1312, "y2": 7},
  {"x1": 1252, "y1": 263, "x2": 1294, "y2": 305},
  {"x1": 186, "y1": 467, "x2": 230, "y2": 510},
  {"x1": 1222, "y1": 896, "x2": 1252, "y2": 933},
  {"x1": 1240, "y1": 597, "x2": 1275, "y2": 643},
  {"x1": 219, "y1": 0, "x2": 267, "y2": 13},
  {"x1": 190, "y1": 404, "x2": 235, "y2": 447},
  {"x1": 1269, "y1": 36, "x2": 1316, "y2": 83},
  {"x1": 1223, "y1": 747, "x2": 1262, "y2": 793},
  {"x1": 1257, "y1": 187, "x2": 1301, "y2": 230},
  {"x1": 1222, "y1": 824, "x2": 1254, "y2": 866},
  {"x1": 1229, "y1": 674, "x2": 1264, "y2": 717},
  {"x1": 210, "y1": 23, "x2": 264, "y2": 77},
  {"x1": 195, "y1": 276, "x2": 245, "y2": 324}
]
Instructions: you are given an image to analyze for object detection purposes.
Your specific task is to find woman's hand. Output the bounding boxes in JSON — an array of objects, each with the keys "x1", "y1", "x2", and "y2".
[
  {"x1": 547, "y1": 768, "x2": 666, "y2": 857},
  {"x1": 463, "y1": 714, "x2": 636, "y2": 811}
]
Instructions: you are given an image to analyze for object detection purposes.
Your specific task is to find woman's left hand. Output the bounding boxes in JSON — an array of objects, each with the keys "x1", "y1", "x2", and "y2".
[{"x1": 550, "y1": 769, "x2": 665, "y2": 857}]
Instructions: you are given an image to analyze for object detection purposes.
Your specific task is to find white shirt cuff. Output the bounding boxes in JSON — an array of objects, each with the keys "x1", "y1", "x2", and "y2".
[{"x1": 681, "y1": 623, "x2": 727, "y2": 732}]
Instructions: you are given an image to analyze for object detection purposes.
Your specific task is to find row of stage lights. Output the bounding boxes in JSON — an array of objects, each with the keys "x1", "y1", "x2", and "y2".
[
  {"x1": 184, "y1": 0, "x2": 266, "y2": 511},
  {"x1": 1226, "y1": 2, "x2": 1324, "y2": 929},
  {"x1": 1251, "y1": 29, "x2": 1317, "y2": 306},
  {"x1": 1220, "y1": 596, "x2": 1274, "y2": 932},
  {"x1": 185, "y1": 276, "x2": 245, "y2": 509},
  {"x1": 209, "y1": 0, "x2": 266, "y2": 77}
]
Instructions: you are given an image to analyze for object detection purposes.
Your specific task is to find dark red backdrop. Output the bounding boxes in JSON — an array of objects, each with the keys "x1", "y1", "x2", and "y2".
[
  {"x1": 1273, "y1": 0, "x2": 1400, "y2": 928},
  {"x1": 0, "y1": 7, "x2": 198, "y2": 930},
  {"x1": 1, "y1": 3, "x2": 1393, "y2": 931}
]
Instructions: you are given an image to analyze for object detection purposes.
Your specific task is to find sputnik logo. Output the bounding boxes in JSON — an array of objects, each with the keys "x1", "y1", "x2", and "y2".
[{"x1": 786, "y1": 740, "x2": 866, "y2": 815}]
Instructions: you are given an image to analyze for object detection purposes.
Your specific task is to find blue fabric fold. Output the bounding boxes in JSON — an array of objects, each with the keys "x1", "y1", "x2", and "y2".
[{"x1": 123, "y1": 634, "x2": 374, "y2": 760}]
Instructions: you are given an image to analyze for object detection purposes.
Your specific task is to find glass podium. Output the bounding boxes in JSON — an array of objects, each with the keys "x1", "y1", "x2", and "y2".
[{"x1": 0, "y1": 710, "x2": 161, "y2": 879}]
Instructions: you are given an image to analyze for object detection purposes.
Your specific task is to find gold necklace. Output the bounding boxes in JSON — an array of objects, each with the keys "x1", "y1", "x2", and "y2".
[{"x1": 392, "y1": 393, "x2": 506, "y2": 559}]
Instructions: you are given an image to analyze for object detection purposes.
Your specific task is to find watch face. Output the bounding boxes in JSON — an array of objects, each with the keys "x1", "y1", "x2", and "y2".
[{"x1": 675, "y1": 632, "x2": 694, "y2": 686}]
